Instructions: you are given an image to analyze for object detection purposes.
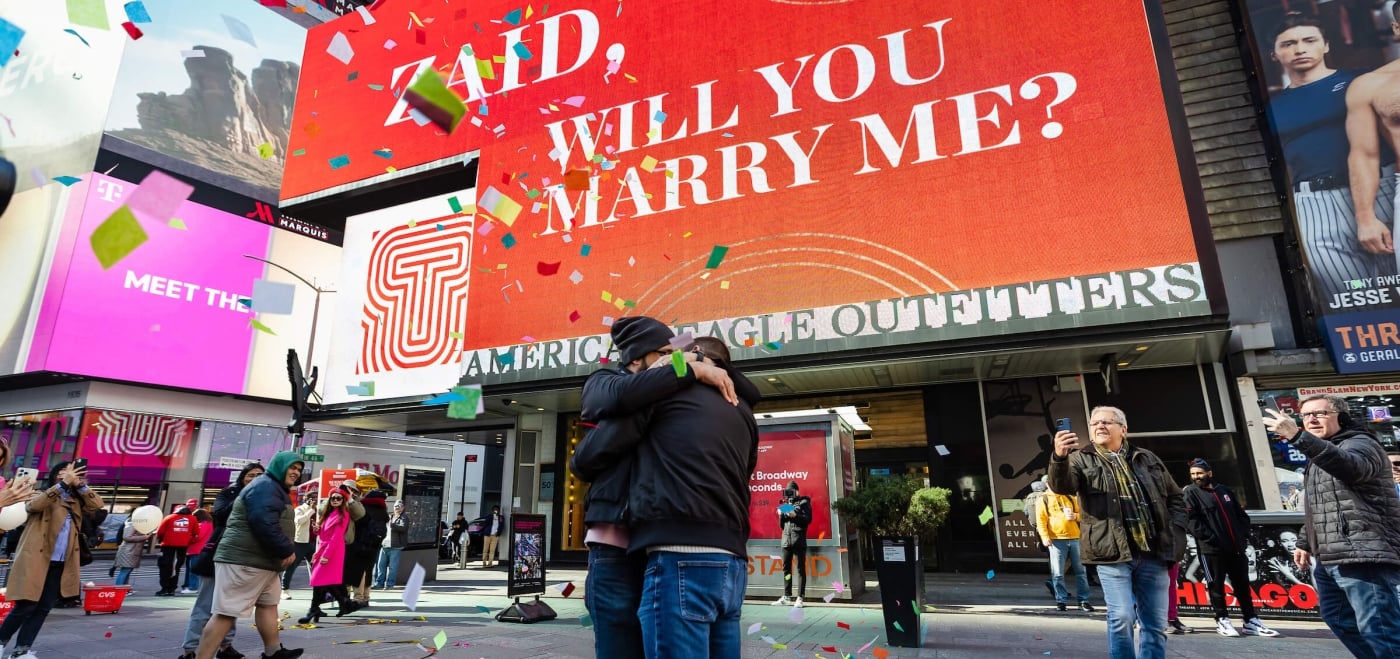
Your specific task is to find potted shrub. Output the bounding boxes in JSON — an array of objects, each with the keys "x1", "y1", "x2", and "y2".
[{"x1": 833, "y1": 476, "x2": 950, "y2": 648}]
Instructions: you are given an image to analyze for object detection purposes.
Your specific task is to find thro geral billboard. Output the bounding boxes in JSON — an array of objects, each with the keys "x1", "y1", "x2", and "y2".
[
  {"x1": 1239, "y1": 1, "x2": 1400, "y2": 372},
  {"x1": 294, "y1": 0, "x2": 1217, "y2": 400}
]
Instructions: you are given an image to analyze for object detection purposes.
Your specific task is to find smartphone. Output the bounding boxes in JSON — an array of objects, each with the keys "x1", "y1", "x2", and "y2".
[
  {"x1": 14, "y1": 467, "x2": 37, "y2": 483},
  {"x1": 1262, "y1": 395, "x2": 1282, "y2": 414},
  {"x1": 1054, "y1": 418, "x2": 1072, "y2": 433},
  {"x1": 71, "y1": 458, "x2": 88, "y2": 473}
]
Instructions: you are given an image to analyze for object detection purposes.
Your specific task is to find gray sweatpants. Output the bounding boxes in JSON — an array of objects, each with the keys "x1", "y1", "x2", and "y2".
[{"x1": 182, "y1": 575, "x2": 237, "y2": 652}]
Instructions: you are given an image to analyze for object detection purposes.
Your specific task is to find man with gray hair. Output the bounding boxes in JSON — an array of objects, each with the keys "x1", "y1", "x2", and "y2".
[
  {"x1": 1049, "y1": 406, "x2": 1185, "y2": 659},
  {"x1": 1264, "y1": 394, "x2": 1400, "y2": 657}
]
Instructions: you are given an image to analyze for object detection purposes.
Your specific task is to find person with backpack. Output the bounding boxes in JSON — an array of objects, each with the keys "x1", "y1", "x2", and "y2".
[
  {"x1": 344, "y1": 488, "x2": 387, "y2": 606},
  {"x1": 113, "y1": 518, "x2": 150, "y2": 587}
]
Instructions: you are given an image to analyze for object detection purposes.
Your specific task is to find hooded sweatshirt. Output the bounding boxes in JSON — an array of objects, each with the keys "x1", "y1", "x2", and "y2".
[{"x1": 214, "y1": 451, "x2": 302, "y2": 571}]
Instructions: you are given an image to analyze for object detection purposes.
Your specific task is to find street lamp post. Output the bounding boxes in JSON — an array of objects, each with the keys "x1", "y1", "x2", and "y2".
[{"x1": 243, "y1": 255, "x2": 336, "y2": 448}]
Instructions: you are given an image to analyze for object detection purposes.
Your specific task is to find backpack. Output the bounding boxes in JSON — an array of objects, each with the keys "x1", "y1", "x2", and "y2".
[{"x1": 1023, "y1": 492, "x2": 1043, "y2": 533}]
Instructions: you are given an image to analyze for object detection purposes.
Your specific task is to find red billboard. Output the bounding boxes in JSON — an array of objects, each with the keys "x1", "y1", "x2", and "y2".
[
  {"x1": 293, "y1": 0, "x2": 1215, "y2": 397},
  {"x1": 749, "y1": 428, "x2": 830, "y2": 542},
  {"x1": 77, "y1": 410, "x2": 194, "y2": 482}
]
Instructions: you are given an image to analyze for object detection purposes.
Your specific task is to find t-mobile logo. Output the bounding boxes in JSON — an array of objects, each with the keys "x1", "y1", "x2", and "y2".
[{"x1": 95, "y1": 179, "x2": 125, "y2": 203}]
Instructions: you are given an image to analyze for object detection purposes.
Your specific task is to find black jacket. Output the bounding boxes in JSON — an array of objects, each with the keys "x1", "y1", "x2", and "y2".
[
  {"x1": 779, "y1": 495, "x2": 812, "y2": 549},
  {"x1": 572, "y1": 363, "x2": 717, "y2": 530},
  {"x1": 1290, "y1": 427, "x2": 1400, "y2": 567},
  {"x1": 1182, "y1": 482, "x2": 1250, "y2": 555},
  {"x1": 352, "y1": 496, "x2": 389, "y2": 556},
  {"x1": 627, "y1": 365, "x2": 760, "y2": 557},
  {"x1": 191, "y1": 482, "x2": 242, "y2": 577}
]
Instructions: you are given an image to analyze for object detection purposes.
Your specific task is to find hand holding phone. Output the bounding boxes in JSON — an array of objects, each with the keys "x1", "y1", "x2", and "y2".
[
  {"x1": 14, "y1": 467, "x2": 38, "y2": 484},
  {"x1": 1054, "y1": 418, "x2": 1072, "y2": 433}
]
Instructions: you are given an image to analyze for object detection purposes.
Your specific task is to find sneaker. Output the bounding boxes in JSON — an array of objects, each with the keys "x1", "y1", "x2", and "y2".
[
  {"x1": 282, "y1": 591, "x2": 292, "y2": 600},
  {"x1": 1079, "y1": 602, "x2": 1095, "y2": 612},
  {"x1": 1243, "y1": 618, "x2": 1279, "y2": 637},
  {"x1": 1056, "y1": 602, "x2": 1067, "y2": 611},
  {"x1": 177, "y1": 653, "x2": 195, "y2": 659},
  {"x1": 793, "y1": 597, "x2": 803, "y2": 608},
  {"x1": 1215, "y1": 618, "x2": 1240, "y2": 637},
  {"x1": 1168, "y1": 618, "x2": 1191, "y2": 634},
  {"x1": 179, "y1": 588, "x2": 197, "y2": 594},
  {"x1": 215, "y1": 648, "x2": 247, "y2": 659},
  {"x1": 259, "y1": 647, "x2": 303, "y2": 659},
  {"x1": 771, "y1": 596, "x2": 790, "y2": 606},
  {"x1": 8, "y1": 651, "x2": 36, "y2": 659}
]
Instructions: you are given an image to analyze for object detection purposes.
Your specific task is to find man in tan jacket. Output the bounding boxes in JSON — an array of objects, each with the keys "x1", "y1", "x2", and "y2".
[{"x1": 1038, "y1": 480, "x2": 1094, "y2": 612}]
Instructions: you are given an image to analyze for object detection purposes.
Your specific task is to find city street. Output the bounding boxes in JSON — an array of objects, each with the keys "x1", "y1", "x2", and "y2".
[{"x1": 1, "y1": 562, "x2": 1349, "y2": 658}]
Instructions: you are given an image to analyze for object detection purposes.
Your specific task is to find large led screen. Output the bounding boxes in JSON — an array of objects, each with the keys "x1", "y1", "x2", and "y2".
[
  {"x1": 296, "y1": 0, "x2": 1216, "y2": 399},
  {"x1": 26, "y1": 173, "x2": 340, "y2": 399}
]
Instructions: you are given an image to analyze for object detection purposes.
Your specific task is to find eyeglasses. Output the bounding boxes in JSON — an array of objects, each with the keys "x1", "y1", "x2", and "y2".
[
  {"x1": 329, "y1": 496, "x2": 344, "y2": 501},
  {"x1": 1390, "y1": 462, "x2": 1400, "y2": 471},
  {"x1": 1089, "y1": 420, "x2": 1121, "y2": 427},
  {"x1": 1300, "y1": 410, "x2": 1337, "y2": 420}
]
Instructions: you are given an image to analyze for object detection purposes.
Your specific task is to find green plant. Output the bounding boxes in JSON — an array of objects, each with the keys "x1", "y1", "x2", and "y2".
[{"x1": 832, "y1": 475, "x2": 950, "y2": 541}]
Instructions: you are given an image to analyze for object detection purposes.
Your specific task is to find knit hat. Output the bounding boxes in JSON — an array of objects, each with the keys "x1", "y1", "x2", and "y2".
[
  {"x1": 1030, "y1": 481, "x2": 1047, "y2": 493},
  {"x1": 611, "y1": 316, "x2": 674, "y2": 365},
  {"x1": 1188, "y1": 458, "x2": 1211, "y2": 471}
]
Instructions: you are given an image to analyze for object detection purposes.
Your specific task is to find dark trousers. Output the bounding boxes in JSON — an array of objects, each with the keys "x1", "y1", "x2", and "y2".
[
  {"x1": 283, "y1": 542, "x2": 315, "y2": 589},
  {"x1": 158, "y1": 546, "x2": 186, "y2": 594},
  {"x1": 308, "y1": 585, "x2": 351, "y2": 615},
  {"x1": 782, "y1": 545, "x2": 807, "y2": 597},
  {"x1": 0, "y1": 561, "x2": 64, "y2": 651},
  {"x1": 1201, "y1": 551, "x2": 1256, "y2": 621}
]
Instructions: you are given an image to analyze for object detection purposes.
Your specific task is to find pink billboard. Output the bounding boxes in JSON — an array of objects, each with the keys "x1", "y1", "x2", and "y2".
[{"x1": 27, "y1": 173, "x2": 272, "y2": 394}]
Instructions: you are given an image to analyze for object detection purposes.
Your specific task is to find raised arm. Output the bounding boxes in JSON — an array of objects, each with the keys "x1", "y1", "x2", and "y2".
[
  {"x1": 580, "y1": 367, "x2": 695, "y2": 420},
  {"x1": 1347, "y1": 75, "x2": 1395, "y2": 255}
]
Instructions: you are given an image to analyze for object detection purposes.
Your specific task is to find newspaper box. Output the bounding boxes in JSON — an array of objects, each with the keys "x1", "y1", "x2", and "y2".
[{"x1": 82, "y1": 584, "x2": 131, "y2": 615}]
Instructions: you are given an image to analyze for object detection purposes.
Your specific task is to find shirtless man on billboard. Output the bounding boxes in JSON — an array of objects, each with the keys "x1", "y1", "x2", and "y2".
[
  {"x1": 1270, "y1": 13, "x2": 1398, "y2": 303},
  {"x1": 1346, "y1": 4, "x2": 1400, "y2": 273}
]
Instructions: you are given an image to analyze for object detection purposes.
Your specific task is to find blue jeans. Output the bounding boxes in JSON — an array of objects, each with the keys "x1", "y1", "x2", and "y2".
[
  {"x1": 373, "y1": 546, "x2": 403, "y2": 588},
  {"x1": 1048, "y1": 539, "x2": 1090, "y2": 604},
  {"x1": 1314, "y1": 562, "x2": 1400, "y2": 658},
  {"x1": 585, "y1": 544, "x2": 646, "y2": 659},
  {"x1": 114, "y1": 567, "x2": 133, "y2": 586},
  {"x1": 639, "y1": 551, "x2": 745, "y2": 659},
  {"x1": 182, "y1": 572, "x2": 235, "y2": 652},
  {"x1": 1097, "y1": 557, "x2": 1169, "y2": 659}
]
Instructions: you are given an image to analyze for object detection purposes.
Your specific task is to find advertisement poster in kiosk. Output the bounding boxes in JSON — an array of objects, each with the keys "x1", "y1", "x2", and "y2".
[
  {"x1": 318, "y1": 468, "x2": 358, "y2": 498},
  {"x1": 294, "y1": 0, "x2": 1217, "y2": 401},
  {"x1": 749, "y1": 428, "x2": 831, "y2": 541},
  {"x1": 1177, "y1": 523, "x2": 1317, "y2": 619},
  {"x1": 507, "y1": 513, "x2": 546, "y2": 597},
  {"x1": 1234, "y1": 1, "x2": 1400, "y2": 373}
]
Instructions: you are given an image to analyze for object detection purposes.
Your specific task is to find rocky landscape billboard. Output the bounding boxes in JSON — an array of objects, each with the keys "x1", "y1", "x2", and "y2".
[{"x1": 102, "y1": 0, "x2": 305, "y2": 198}]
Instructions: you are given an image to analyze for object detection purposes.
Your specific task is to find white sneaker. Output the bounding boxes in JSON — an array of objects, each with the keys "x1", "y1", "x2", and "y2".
[
  {"x1": 179, "y1": 588, "x2": 197, "y2": 594},
  {"x1": 1243, "y1": 617, "x2": 1279, "y2": 637},
  {"x1": 282, "y1": 591, "x2": 293, "y2": 600},
  {"x1": 771, "y1": 596, "x2": 789, "y2": 606},
  {"x1": 1215, "y1": 618, "x2": 1240, "y2": 637},
  {"x1": 793, "y1": 597, "x2": 804, "y2": 608}
]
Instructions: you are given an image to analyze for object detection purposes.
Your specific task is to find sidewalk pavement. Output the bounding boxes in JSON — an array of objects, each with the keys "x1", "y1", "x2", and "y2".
[{"x1": 4, "y1": 561, "x2": 1349, "y2": 658}]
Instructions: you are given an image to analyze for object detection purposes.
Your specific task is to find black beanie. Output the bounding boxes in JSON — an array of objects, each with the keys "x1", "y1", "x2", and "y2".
[
  {"x1": 1188, "y1": 458, "x2": 1211, "y2": 471},
  {"x1": 612, "y1": 316, "x2": 674, "y2": 365}
]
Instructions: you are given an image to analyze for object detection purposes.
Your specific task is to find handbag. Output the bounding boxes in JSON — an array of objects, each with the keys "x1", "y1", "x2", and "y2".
[{"x1": 77, "y1": 534, "x2": 93, "y2": 566}]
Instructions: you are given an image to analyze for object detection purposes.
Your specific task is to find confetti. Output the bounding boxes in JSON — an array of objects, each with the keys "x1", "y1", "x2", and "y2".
[
  {"x1": 66, "y1": 0, "x2": 110, "y2": 30},
  {"x1": 61, "y1": 28, "x2": 89, "y2": 48},
  {"x1": 705, "y1": 245, "x2": 729, "y2": 269},
  {"x1": 120, "y1": 21, "x2": 143, "y2": 39},
  {"x1": 249, "y1": 318, "x2": 276, "y2": 335},
  {"x1": 53, "y1": 176, "x2": 82, "y2": 186},
  {"x1": 978, "y1": 506, "x2": 994, "y2": 525},
  {"x1": 836, "y1": 621, "x2": 850, "y2": 630},
  {"x1": 257, "y1": 142, "x2": 274, "y2": 159},
  {"x1": 432, "y1": 630, "x2": 447, "y2": 650},
  {"x1": 89, "y1": 206, "x2": 148, "y2": 269},
  {"x1": 537, "y1": 261, "x2": 561, "y2": 276},
  {"x1": 123, "y1": 1, "x2": 151, "y2": 23},
  {"x1": 404, "y1": 69, "x2": 466, "y2": 133},
  {"x1": 823, "y1": 592, "x2": 836, "y2": 603},
  {"x1": 832, "y1": 581, "x2": 845, "y2": 593},
  {"x1": 168, "y1": 218, "x2": 187, "y2": 230},
  {"x1": 329, "y1": 155, "x2": 350, "y2": 169},
  {"x1": 554, "y1": 581, "x2": 576, "y2": 597},
  {"x1": 747, "y1": 622, "x2": 762, "y2": 635},
  {"x1": 446, "y1": 385, "x2": 483, "y2": 420},
  {"x1": 580, "y1": 613, "x2": 592, "y2": 627},
  {"x1": 512, "y1": 41, "x2": 533, "y2": 60},
  {"x1": 670, "y1": 350, "x2": 687, "y2": 377},
  {"x1": 326, "y1": 31, "x2": 354, "y2": 65},
  {"x1": 222, "y1": 14, "x2": 256, "y2": 47},
  {"x1": 787, "y1": 606, "x2": 803, "y2": 623},
  {"x1": 986, "y1": 569, "x2": 996, "y2": 580}
]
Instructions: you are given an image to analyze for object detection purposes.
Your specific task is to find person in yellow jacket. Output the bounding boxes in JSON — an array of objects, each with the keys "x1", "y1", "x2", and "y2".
[{"x1": 1038, "y1": 481, "x2": 1096, "y2": 612}]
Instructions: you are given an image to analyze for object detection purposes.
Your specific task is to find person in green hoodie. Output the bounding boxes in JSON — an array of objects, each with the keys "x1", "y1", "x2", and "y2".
[{"x1": 194, "y1": 451, "x2": 305, "y2": 659}]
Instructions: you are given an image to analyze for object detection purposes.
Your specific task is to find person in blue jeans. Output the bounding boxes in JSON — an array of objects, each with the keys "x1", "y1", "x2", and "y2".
[
  {"x1": 372, "y1": 501, "x2": 407, "y2": 589},
  {"x1": 112, "y1": 519, "x2": 149, "y2": 586},
  {"x1": 1048, "y1": 406, "x2": 1186, "y2": 659},
  {"x1": 571, "y1": 320, "x2": 748, "y2": 659},
  {"x1": 1264, "y1": 394, "x2": 1400, "y2": 658},
  {"x1": 1036, "y1": 480, "x2": 1094, "y2": 612}
]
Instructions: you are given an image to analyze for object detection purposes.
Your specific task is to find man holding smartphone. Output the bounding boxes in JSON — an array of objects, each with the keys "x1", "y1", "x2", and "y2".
[{"x1": 1049, "y1": 406, "x2": 1186, "y2": 659}]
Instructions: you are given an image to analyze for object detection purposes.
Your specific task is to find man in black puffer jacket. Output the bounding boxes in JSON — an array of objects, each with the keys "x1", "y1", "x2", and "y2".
[
  {"x1": 628, "y1": 334, "x2": 760, "y2": 659},
  {"x1": 1263, "y1": 394, "x2": 1400, "y2": 658},
  {"x1": 571, "y1": 319, "x2": 749, "y2": 659}
]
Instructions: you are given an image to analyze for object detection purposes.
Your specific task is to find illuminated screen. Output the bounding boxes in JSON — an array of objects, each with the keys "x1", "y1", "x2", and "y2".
[{"x1": 292, "y1": 0, "x2": 1213, "y2": 398}]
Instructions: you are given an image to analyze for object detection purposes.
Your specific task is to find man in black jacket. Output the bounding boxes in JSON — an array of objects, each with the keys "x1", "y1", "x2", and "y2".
[
  {"x1": 571, "y1": 319, "x2": 748, "y2": 659},
  {"x1": 628, "y1": 333, "x2": 760, "y2": 659},
  {"x1": 1181, "y1": 458, "x2": 1277, "y2": 638},
  {"x1": 1264, "y1": 394, "x2": 1400, "y2": 658},
  {"x1": 772, "y1": 481, "x2": 812, "y2": 608}
]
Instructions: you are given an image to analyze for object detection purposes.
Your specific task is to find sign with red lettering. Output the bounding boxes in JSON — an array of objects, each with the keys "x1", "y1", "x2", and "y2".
[
  {"x1": 318, "y1": 468, "x2": 358, "y2": 498},
  {"x1": 294, "y1": 0, "x2": 1218, "y2": 400},
  {"x1": 1177, "y1": 523, "x2": 1317, "y2": 619},
  {"x1": 749, "y1": 428, "x2": 830, "y2": 542}
]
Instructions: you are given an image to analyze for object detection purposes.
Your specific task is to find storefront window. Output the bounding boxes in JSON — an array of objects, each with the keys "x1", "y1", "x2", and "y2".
[
  {"x1": 560, "y1": 415, "x2": 588, "y2": 551},
  {"x1": 1, "y1": 410, "x2": 83, "y2": 473}
]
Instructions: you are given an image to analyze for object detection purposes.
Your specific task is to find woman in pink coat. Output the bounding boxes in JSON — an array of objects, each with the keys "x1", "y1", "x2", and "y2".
[{"x1": 299, "y1": 484, "x2": 365, "y2": 623}]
